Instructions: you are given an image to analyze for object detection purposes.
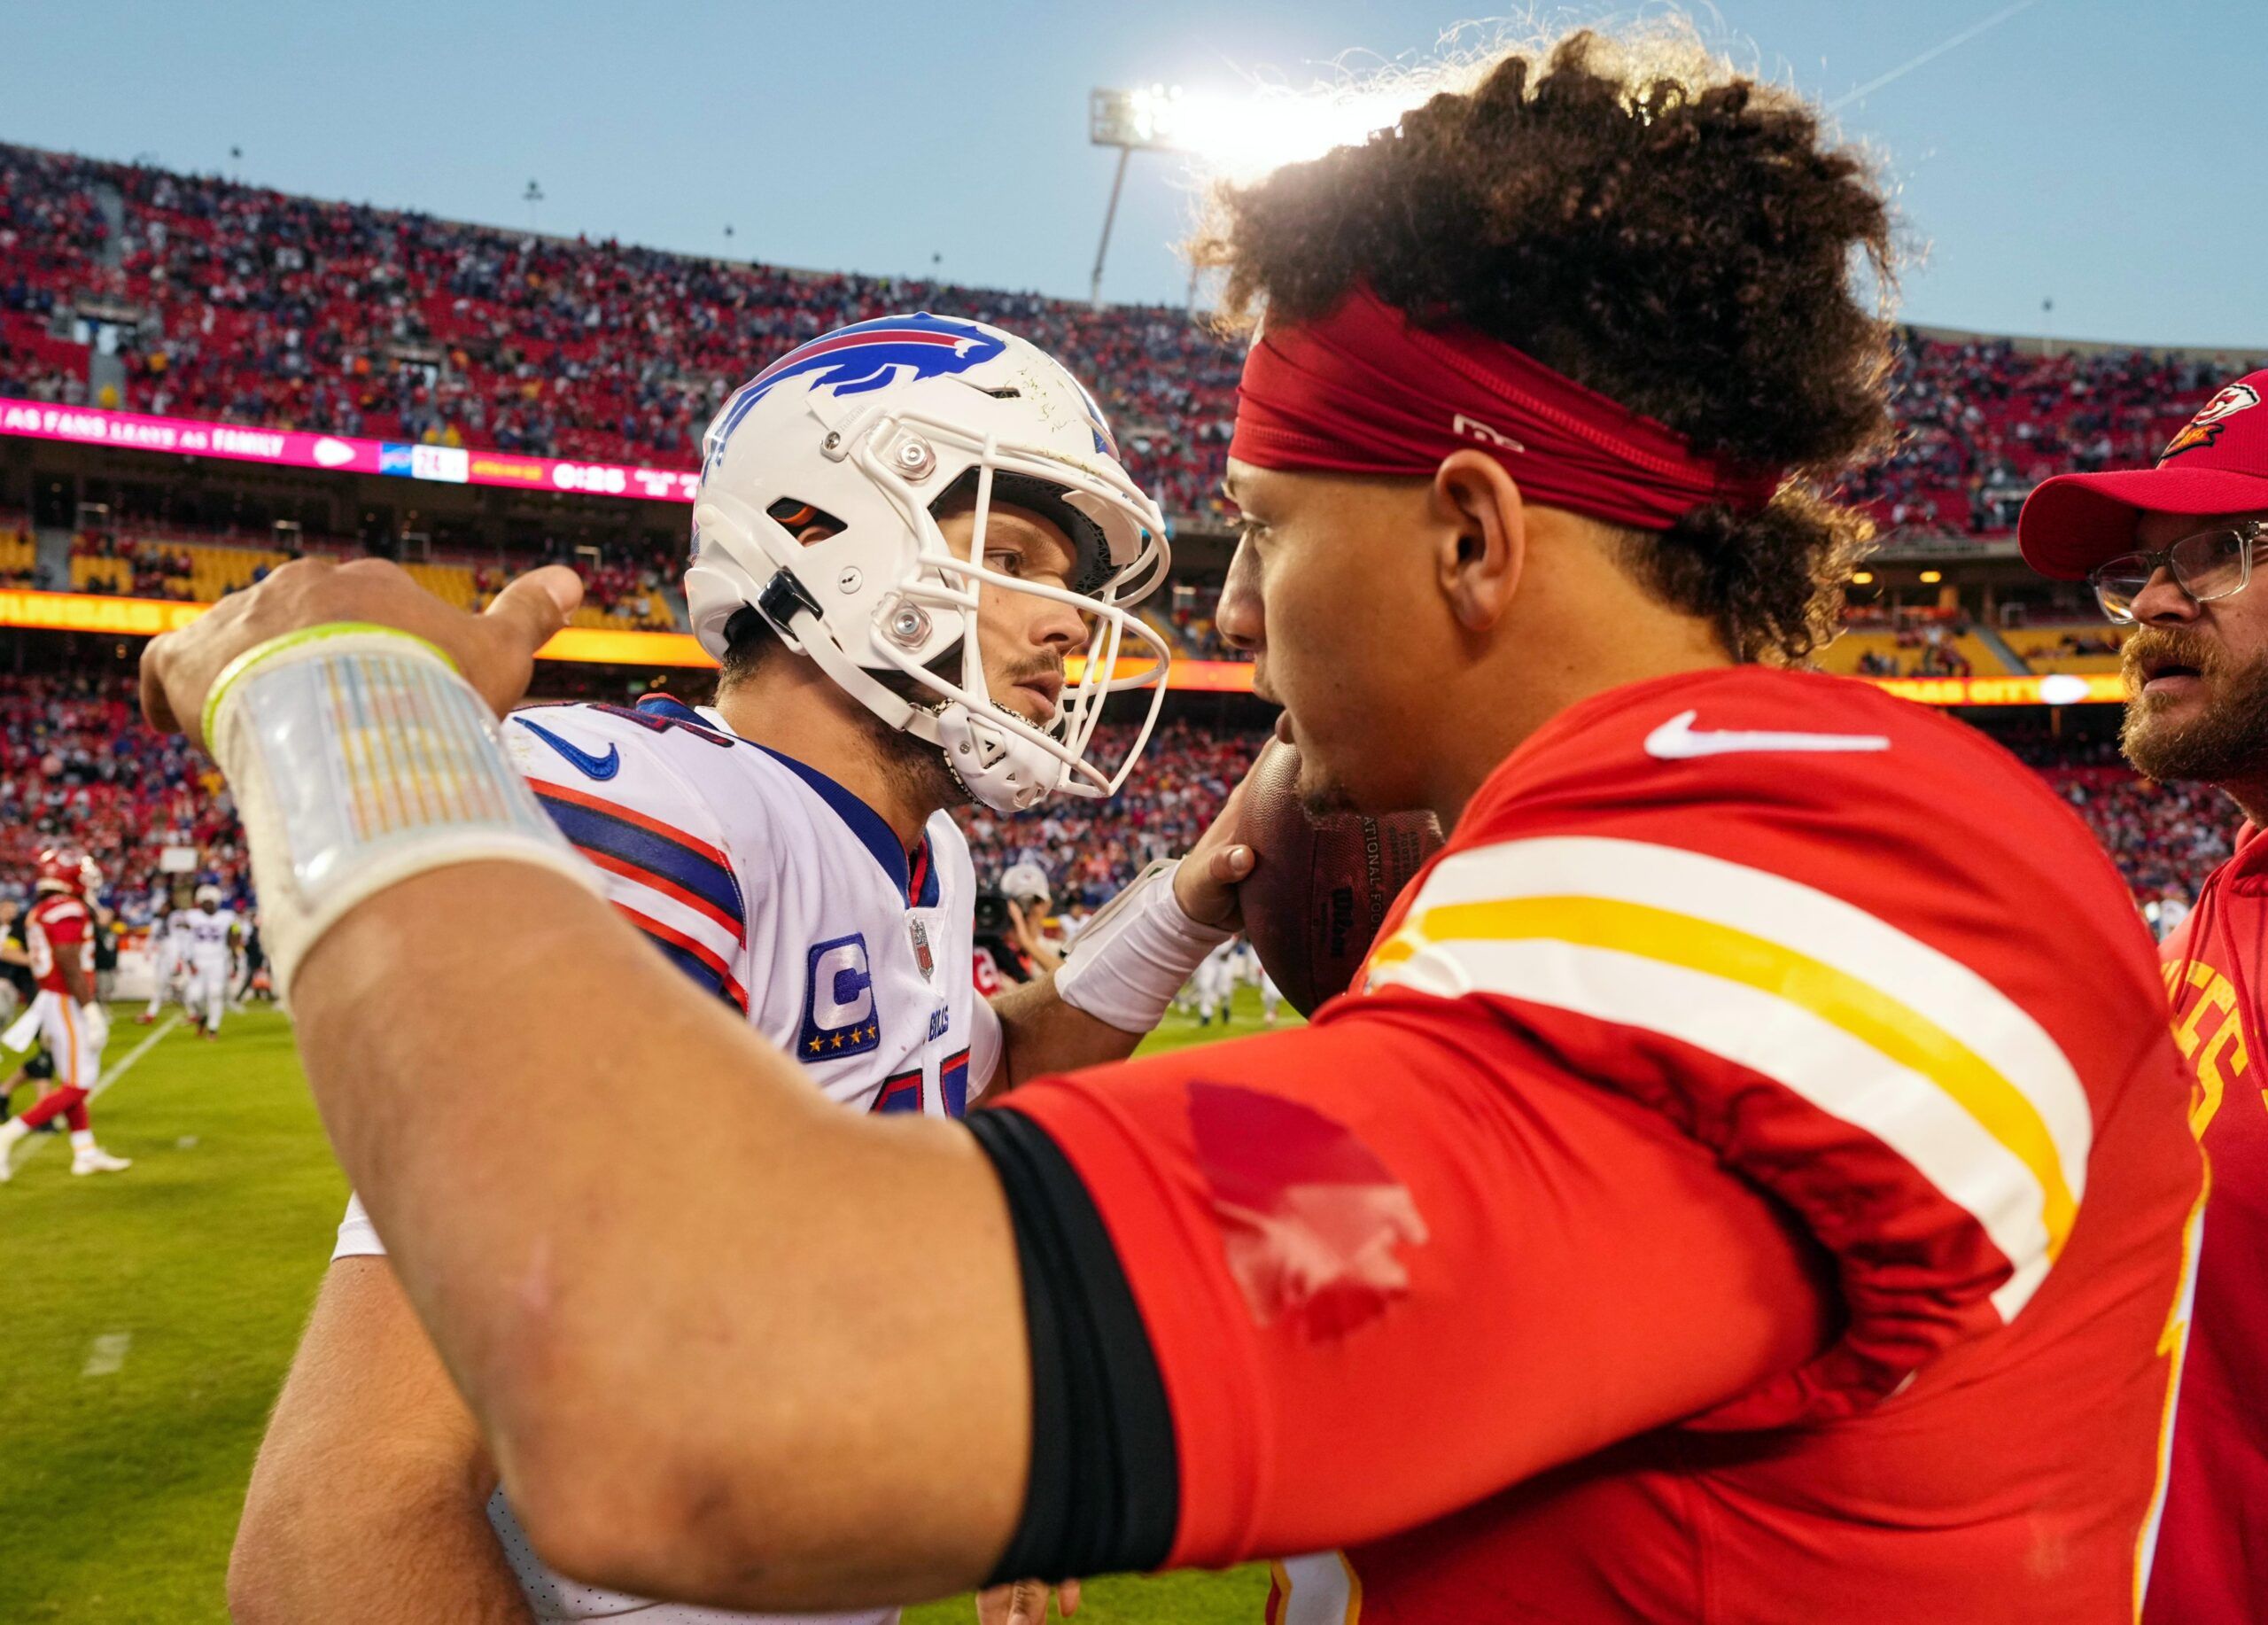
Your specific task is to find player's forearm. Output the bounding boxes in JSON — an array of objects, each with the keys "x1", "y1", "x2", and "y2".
[
  {"x1": 229, "y1": 1470, "x2": 532, "y2": 1625},
  {"x1": 60, "y1": 960, "x2": 94, "y2": 1005},
  {"x1": 290, "y1": 861, "x2": 1029, "y2": 1609},
  {"x1": 234, "y1": 1260, "x2": 536, "y2": 1625},
  {"x1": 988, "y1": 968, "x2": 1145, "y2": 1091}
]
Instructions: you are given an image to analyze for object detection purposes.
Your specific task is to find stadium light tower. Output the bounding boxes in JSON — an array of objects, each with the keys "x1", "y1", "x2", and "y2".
[
  {"x1": 1087, "y1": 80, "x2": 1417, "y2": 307},
  {"x1": 1087, "y1": 86, "x2": 1189, "y2": 309}
]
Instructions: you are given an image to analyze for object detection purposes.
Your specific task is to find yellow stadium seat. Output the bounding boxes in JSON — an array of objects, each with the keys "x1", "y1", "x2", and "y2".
[
  {"x1": 1818, "y1": 626, "x2": 2011, "y2": 678},
  {"x1": 2002, "y1": 624, "x2": 2129, "y2": 675},
  {"x1": 403, "y1": 562, "x2": 476, "y2": 609},
  {"x1": 69, "y1": 556, "x2": 133, "y2": 593}
]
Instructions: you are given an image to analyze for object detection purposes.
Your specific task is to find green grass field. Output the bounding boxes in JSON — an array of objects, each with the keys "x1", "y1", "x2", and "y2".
[{"x1": 0, "y1": 993, "x2": 1293, "y2": 1624}]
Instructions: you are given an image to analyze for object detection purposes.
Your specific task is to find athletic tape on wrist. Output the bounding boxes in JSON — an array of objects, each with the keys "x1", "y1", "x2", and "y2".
[
  {"x1": 205, "y1": 625, "x2": 598, "y2": 1001},
  {"x1": 1052, "y1": 859, "x2": 1232, "y2": 1035}
]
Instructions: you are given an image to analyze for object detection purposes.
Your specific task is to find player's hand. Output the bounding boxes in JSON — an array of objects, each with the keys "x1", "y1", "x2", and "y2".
[
  {"x1": 138, "y1": 557, "x2": 584, "y2": 750},
  {"x1": 976, "y1": 1576, "x2": 1081, "y2": 1625},
  {"x1": 1172, "y1": 775, "x2": 1254, "y2": 931}
]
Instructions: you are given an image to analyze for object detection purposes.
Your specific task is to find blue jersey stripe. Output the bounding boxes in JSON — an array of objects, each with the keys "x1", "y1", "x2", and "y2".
[
  {"x1": 535, "y1": 790, "x2": 744, "y2": 929},
  {"x1": 641, "y1": 931, "x2": 729, "y2": 1002}
]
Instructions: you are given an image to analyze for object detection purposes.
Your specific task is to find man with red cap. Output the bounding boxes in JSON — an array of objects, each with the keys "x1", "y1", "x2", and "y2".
[
  {"x1": 139, "y1": 32, "x2": 2202, "y2": 1623},
  {"x1": 2021, "y1": 366, "x2": 2268, "y2": 1625}
]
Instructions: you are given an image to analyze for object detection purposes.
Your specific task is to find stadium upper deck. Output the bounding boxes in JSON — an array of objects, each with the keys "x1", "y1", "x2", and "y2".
[{"x1": 1, "y1": 140, "x2": 2260, "y2": 543}]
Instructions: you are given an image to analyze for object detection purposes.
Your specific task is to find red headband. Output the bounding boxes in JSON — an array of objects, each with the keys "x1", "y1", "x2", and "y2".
[{"x1": 1228, "y1": 284, "x2": 1783, "y2": 532}]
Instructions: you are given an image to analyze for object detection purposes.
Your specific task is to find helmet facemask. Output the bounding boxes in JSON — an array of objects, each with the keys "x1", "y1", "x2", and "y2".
[{"x1": 687, "y1": 325, "x2": 1173, "y2": 813}]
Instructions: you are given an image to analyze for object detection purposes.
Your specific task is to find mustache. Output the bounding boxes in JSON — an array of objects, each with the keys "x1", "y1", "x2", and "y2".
[
  {"x1": 998, "y1": 657, "x2": 1065, "y2": 688},
  {"x1": 2122, "y1": 626, "x2": 2222, "y2": 685}
]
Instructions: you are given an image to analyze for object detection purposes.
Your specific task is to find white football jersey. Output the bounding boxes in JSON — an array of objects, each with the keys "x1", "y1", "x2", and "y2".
[
  {"x1": 336, "y1": 693, "x2": 997, "y2": 1625},
  {"x1": 184, "y1": 906, "x2": 237, "y2": 960},
  {"x1": 150, "y1": 908, "x2": 194, "y2": 971}
]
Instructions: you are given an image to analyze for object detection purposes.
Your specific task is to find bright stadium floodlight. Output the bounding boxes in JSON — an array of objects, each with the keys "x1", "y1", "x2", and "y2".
[
  {"x1": 1088, "y1": 85, "x2": 1186, "y2": 309},
  {"x1": 1087, "y1": 79, "x2": 1418, "y2": 307}
]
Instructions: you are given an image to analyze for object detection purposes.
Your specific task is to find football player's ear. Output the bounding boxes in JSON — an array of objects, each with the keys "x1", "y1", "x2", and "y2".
[{"x1": 1430, "y1": 450, "x2": 1526, "y2": 634}]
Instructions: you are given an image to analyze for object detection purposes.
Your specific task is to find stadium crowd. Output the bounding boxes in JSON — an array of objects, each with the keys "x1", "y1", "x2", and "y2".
[
  {"x1": 0, "y1": 675, "x2": 245, "y2": 920},
  {"x1": 3, "y1": 142, "x2": 2256, "y2": 543},
  {"x1": 0, "y1": 672, "x2": 2226, "y2": 940},
  {"x1": 959, "y1": 719, "x2": 1256, "y2": 908},
  {"x1": 0, "y1": 146, "x2": 2254, "y2": 931}
]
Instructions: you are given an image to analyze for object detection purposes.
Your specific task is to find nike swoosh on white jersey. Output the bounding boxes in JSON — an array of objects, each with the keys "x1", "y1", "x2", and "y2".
[{"x1": 1643, "y1": 709, "x2": 1891, "y2": 759}]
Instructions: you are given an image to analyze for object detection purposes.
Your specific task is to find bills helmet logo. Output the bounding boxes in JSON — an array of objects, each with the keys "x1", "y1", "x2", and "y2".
[
  {"x1": 2163, "y1": 382, "x2": 2262, "y2": 460},
  {"x1": 704, "y1": 314, "x2": 1008, "y2": 476}
]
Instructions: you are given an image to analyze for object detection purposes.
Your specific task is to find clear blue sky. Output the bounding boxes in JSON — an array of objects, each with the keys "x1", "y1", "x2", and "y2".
[{"x1": 3, "y1": 1, "x2": 2255, "y2": 347}]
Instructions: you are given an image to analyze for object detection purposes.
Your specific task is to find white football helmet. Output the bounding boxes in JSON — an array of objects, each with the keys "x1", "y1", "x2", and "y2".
[
  {"x1": 195, "y1": 884, "x2": 221, "y2": 909},
  {"x1": 1000, "y1": 860, "x2": 1052, "y2": 912},
  {"x1": 685, "y1": 312, "x2": 1172, "y2": 812}
]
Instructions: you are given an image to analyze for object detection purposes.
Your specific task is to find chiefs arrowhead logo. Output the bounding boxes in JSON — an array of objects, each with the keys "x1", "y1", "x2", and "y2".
[{"x1": 2163, "y1": 383, "x2": 2261, "y2": 460}]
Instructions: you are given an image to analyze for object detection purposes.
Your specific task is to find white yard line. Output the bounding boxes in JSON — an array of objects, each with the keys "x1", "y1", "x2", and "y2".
[
  {"x1": 82, "y1": 1331, "x2": 131, "y2": 1377},
  {"x1": 5, "y1": 1010, "x2": 182, "y2": 1172}
]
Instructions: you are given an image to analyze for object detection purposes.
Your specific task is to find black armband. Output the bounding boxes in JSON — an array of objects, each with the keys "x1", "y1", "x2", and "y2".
[{"x1": 966, "y1": 1105, "x2": 1179, "y2": 1582}]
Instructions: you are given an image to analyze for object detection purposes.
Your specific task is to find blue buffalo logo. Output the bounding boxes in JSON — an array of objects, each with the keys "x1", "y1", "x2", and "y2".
[{"x1": 704, "y1": 314, "x2": 1007, "y2": 476}]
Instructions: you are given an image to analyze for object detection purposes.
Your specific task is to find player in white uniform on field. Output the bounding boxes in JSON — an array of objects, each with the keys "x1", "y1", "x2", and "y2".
[
  {"x1": 137, "y1": 890, "x2": 196, "y2": 1025},
  {"x1": 231, "y1": 313, "x2": 1248, "y2": 1625},
  {"x1": 181, "y1": 885, "x2": 239, "y2": 1038},
  {"x1": 1192, "y1": 935, "x2": 1239, "y2": 1026}
]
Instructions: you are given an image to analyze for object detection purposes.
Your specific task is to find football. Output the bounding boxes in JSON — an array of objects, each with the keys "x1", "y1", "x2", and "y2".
[{"x1": 1235, "y1": 738, "x2": 1446, "y2": 1015}]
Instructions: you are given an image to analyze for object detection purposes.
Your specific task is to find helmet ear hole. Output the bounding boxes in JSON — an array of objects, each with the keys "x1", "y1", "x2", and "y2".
[{"x1": 765, "y1": 497, "x2": 846, "y2": 545}]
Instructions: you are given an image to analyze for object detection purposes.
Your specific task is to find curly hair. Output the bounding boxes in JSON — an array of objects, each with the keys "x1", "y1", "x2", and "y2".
[{"x1": 1191, "y1": 27, "x2": 1897, "y2": 665}]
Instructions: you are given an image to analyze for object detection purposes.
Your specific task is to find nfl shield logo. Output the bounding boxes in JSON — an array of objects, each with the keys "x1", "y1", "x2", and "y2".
[{"x1": 909, "y1": 917, "x2": 934, "y2": 980}]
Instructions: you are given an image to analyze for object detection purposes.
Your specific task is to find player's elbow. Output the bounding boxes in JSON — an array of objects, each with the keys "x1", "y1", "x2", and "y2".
[
  {"x1": 495, "y1": 1375, "x2": 912, "y2": 1609},
  {"x1": 498, "y1": 1411, "x2": 791, "y2": 1603}
]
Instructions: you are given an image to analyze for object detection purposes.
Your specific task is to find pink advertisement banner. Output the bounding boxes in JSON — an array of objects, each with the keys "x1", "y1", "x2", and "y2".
[{"x1": 0, "y1": 399, "x2": 700, "y2": 504}]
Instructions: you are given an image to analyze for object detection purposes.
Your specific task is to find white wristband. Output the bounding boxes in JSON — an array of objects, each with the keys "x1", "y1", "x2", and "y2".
[
  {"x1": 1052, "y1": 859, "x2": 1231, "y2": 1035},
  {"x1": 205, "y1": 624, "x2": 600, "y2": 1002}
]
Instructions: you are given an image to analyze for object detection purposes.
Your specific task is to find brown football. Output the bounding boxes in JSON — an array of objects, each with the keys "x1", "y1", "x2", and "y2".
[{"x1": 1236, "y1": 738, "x2": 1446, "y2": 1016}]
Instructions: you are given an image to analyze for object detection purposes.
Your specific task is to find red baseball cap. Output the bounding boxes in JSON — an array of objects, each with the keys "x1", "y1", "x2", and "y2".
[{"x1": 2019, "y1": 369, "x2": 2268, "y2": 580}]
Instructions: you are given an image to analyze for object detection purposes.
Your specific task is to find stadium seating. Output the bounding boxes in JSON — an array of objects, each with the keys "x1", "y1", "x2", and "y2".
[
  {"x1": 1814, "y1": 619, "x2": 2008, "y2": 679},
  {"x1": 2, "y1": 143, "x2": 2252, "y2": 540},
  {"x1": 0, "y1": 525, "x2": 35, "y2": 583},
  {"x1": 2003, "y1": 623, "x2": 2129, "y2": 674}
]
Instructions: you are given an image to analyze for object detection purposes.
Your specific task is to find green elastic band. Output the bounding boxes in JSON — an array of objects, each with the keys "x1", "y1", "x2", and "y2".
[{"x1": 200, "y1": 621, "x2": 463, "y2": 746}]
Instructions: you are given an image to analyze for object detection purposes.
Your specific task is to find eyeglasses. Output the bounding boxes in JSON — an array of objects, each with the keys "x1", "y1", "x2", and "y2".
[{"x1": 2089, "y1": 522, "x2": 2268, "y2": 623}]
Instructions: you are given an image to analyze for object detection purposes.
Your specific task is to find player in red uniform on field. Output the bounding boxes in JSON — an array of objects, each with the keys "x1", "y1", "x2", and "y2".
[
  {"x1": 139, "y1": 27, "x2": 2199, "y2": 1622},
  {"x1": 2020, "y1": 368, "x2": 2268, "y2": 1623},
  {"x1": 0, "y1": 848, "x2": 130, "y2": 1179}
]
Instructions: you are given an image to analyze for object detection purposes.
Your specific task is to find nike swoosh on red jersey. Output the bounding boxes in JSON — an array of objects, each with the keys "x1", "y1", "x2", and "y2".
[{"x1": 1643, "y1": 709, "x2": 1891, "y2": 759}]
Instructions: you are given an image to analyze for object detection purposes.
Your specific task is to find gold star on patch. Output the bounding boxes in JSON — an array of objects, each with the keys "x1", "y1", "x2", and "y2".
[
  {"x1": 807, "y1": 1038, "x2": 823, "y2": 1054},
  {"x1": 831, "y1": 1032, "x2": 844, "y2": 1050}
]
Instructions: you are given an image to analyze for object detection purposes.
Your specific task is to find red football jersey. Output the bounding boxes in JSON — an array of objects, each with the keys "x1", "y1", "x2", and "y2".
[
  {"x1": 27, "y1": 891, "x2": 91, "y2": 995},
  {"x1": 1008, "y1": 666, "x2": 2200, "y2": 1622},
  {"x1": 2144, "y1": 823, "x2": 2267, "y2": 1624}
]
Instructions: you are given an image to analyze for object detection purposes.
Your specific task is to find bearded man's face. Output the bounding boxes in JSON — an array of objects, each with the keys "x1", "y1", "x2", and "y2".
[{"x1": 2119, "y1": 510, "x2": 2268, "y2": 787}]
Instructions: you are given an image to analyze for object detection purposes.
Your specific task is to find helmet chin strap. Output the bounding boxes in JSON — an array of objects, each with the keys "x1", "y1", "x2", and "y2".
[{"x1": 763, "y1": 590, "x2": 1065, "y2": 813}]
